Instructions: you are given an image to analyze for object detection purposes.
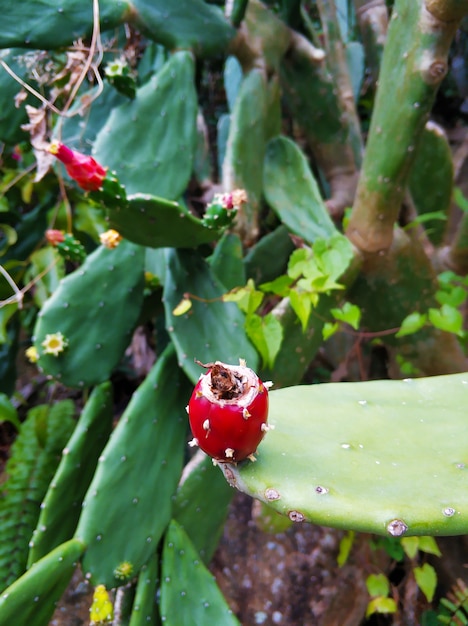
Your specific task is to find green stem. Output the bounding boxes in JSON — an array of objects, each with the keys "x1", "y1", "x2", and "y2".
[{"x1": 347, "y1": 0, "x2": 467, "y2": 253}]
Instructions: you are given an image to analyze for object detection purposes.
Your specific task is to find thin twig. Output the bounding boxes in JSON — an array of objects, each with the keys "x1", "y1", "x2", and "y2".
[
  {"x1": 0, "y1": 59, "x2": 62, "y2": 115},
  {"x1": 0, "y1": 264, "x2": 23, "y2": 308},
  {"x1": 0, "y1": 257, "x2": 58, "y2": 308},
  {"x1": 62, "y1": 0, "x2": 103, "y2": 117}
]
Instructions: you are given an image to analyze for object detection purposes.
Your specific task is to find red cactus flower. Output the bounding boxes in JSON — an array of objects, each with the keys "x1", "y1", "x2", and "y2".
[{"x1": 49, "y1": 142, "x2": 107, "y2": 191}]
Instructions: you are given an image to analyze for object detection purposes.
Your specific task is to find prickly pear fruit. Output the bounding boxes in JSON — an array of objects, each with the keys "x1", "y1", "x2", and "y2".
[
  {"x1": 188, "y1": 360, "x2": 270, "y2": 463},
  {"x1": 45, "y1": 230, "x2": 86, "y2": 263},
  {"x1": 49, "y1": 142, "x2": 107, "y2": 191},
  {"x1": 202, "y1": 189, "x2": 247, "y2": 228}
]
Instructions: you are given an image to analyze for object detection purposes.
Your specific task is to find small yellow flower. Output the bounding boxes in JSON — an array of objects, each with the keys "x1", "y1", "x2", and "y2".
[
  {"x1": 100, "y1": 229, "x2": 122, "y2": 249},
  {"x1": 25, "y1": 346, "x2": 39, "y2": 363},
  {"x1": 90, "y1": 584, "x2": 113, "y2": 624},
  {"x1": 41, "y1": 332, "x2": 68, "y2": 357}
]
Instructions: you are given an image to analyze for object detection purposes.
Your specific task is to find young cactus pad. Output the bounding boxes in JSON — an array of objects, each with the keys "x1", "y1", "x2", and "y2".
[{"x1": 220, "y1": 373, "x2": 468, "y2": 537}]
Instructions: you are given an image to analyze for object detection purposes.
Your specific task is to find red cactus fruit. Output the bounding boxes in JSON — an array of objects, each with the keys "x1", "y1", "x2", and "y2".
[
  {"x1": 187, "y1": 360, "x2": 271, "y2": 463},
  {"x1": 49, "y1": 142, "x2": 107, "y2": 191}
]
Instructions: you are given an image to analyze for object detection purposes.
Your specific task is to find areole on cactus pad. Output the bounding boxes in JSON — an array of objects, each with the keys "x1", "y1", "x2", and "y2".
[{"x1": 187, "y1": 360, "x2": 271, "y2": 463}]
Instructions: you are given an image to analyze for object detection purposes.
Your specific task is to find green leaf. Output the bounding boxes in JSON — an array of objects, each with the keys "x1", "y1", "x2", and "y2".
[
  {"x1": 323, "y1": 322, "x2": 339, "y2": 341},
  {"x1": 428, "y1": 305, "x2": 463, "y2": 335},
  {"x1": 260, "y1": 275, "x2": 294, "y2": 297},
  {"x1": 405, "y1": 210, "x2": 447, "y2": 227},
  {"x1": 331, "y1": 302, "x2": 361, "y2": 330},
  {"x1": 0, "y1": 392, "x2": 20, "y2": 429},
  {"x1": 337, "y1": 530, "x2": 355, "y2": 567},
  {"x1": 0, "y1": 302, "x2": 18, "y2": 344},
  {"x1": 287, "y1": 248, "x2": 309, "y2": 280},
  {"x1": 366, "y1": 596, "x2": 397, "y2": 617},
  {"x1": 223, "y1": 279, "x2": 264, "y2": 316},
  {"x1": 289, "y1": 288, "x2": 312, "y2": 331},
  {"x1": 315, "y1": 233, "x2": 354, "y2": 280},
  {"x1": 245, "y1": 312, "x2": 283, "y2": 370},
  {"x1": 454, "y1": 187, "x2": 468, "y2": 213},
  {"x1": 401, "y1": 536, "x2": 419, "y2": 559},
  {"x1": 395, "y1": 311, "x2": 427, "y2": 338},
  {"x1": 436, "y1": 286, "x2": 467, "y2": 308},
  {"x1": 366, "y1": 573, "x2": 390, "y2": 598},
  {"x1": 417, "y1": 536, "x2": 441, "y2": 557},
  {"x1": 414, "y1": 563, "x2": 437, "y2": 602}
]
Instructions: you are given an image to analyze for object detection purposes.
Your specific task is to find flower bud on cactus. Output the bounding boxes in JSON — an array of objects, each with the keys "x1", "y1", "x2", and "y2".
[
  {"x1": 45, "y1": 229, "x2": 86, "y2": 263},
  {"x1": 49, "y1": 142, "x2": 107, "y2": 191},
  {"x1": 187, "y1": 360, "x2": 270, "y2": 463},
  {"x1": 202, "y1": 189, "x2": 247, "y2": 228}
]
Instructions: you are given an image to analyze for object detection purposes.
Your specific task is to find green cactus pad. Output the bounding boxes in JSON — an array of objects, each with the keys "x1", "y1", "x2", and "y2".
[
  {"x1": 132, "y1": 0, "x2": 235, "y2": 57},
  {"x1": 160, "y1": 519, "x2": 240, "y2": 626},
  {"x1": 0, "y1": 539, "x2": 85, "y2": 626},
  {"x1": 106, "y1": 193, "x2": 222, "y2": 249},
  {"x1": 93, "y1": 51, "x2": 197, "y2": 200},
  {"x1": 408, "y1": 122, "x2": 453, "y2": 246},
  {"x1": 163, "y1": 248, "x2": 259, "y2": 384},
  {"x1": 0, "y1": 1, "x2": 128, "y2": 49},
  {"x1": 33, "y1": 240, "x2": 145, "y2": 388},
  {"x1": 260, "y1": 294, "x2": 335, "y2": 387},
  {"x1": 0, "y1": 401, "x2": 75, "y2": 590},
  {"x1": 209, "y1": 232, "x2": 245, "y2": 291},
  {"x1": 220, "y1": 373, "x2": 468, "y2": 537},
  {"x1": 263, "y1": 136, "x2": 336, "y2": 243},
  {"x1": 75, "y1": 344, "x2": 190, "y2": 588},
  {"x1": 173, "y1": 452, "x2": 234, "y2": 563},
  {"x1": 28, "y1": 383, "x2": 114, "y2": 565},
  {"x1": 222, "y1": 68, "x2": 271, "y2": 242},
  {"x1": 0, "y1": 50, "x2": 37, "y2": 144},
  {"x1": 128, "y1": 551, "x2": 160, "y2": 626}
]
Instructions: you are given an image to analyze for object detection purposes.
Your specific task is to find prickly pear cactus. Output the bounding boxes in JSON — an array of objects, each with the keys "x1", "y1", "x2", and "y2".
[
  {"x1": 160, "y1": 520, "x2": 240, "y2": 626},
  {"x1": 28, "y1": 383, "x2": 114, "y2": 565},
  {"x1": 0, "y1": 539, "x2": 85, "y2": 626},
  {"x1": 220, "y1": 373, "x2": 468, "y2": 537},
  {"x1": 75, "y1": 345, "x2": 189, "y2": 588},
  {"x1": 93, "y1": 51, "x2": 198, "y2": 200},
  {"x1": 33, "y1": 240, "x2": 145, "y2": 388}
]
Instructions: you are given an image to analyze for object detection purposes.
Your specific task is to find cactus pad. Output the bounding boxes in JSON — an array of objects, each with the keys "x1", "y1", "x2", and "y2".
[
  {"x1": 75, "y1": 345, "x2": 189, "y2": 588},
  {"x1": 160, "y1": 520, "x2": 240, "y2": 625},
  {"x1": 263, "y1": 136, "x2": 336, "y2": 243},
  {"x1": 220, "y1": 373, "x2": 468, "y2": 537},
  {"x1": 33, "y1": 240, "x2": 145, "y2": 388},
  {"x1": 93, "y1": 51, "x2": 197, "y2": 200},
  {"x1": 107, "y1": 193, "x2": 223, "y2": 248}
]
